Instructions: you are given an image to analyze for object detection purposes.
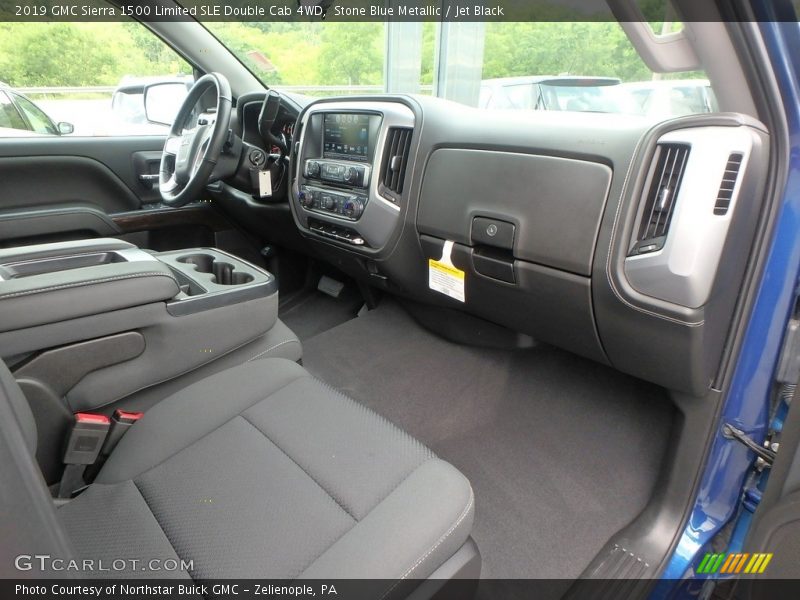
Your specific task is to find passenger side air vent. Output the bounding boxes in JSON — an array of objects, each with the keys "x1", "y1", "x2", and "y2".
[
  {"x1": 713, "y1": 153, "x2": 743, "y2": 216},
  {"x1": 379, "y1": 127, "x2": 413, "y2": 199},
  {"x1": 632, "y1": 143, "x2": 690, "y2": 255}
]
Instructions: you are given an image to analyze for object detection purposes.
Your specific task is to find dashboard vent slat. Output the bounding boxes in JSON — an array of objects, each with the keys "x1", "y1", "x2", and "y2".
[
  {"x1": 714, "y1": 153, "x2": 743, "y2": 215},
  {"x1": 380, "y1": 127, "x2": 413, "y2": 197},
  {"x1": 633, "y1": 143, "x2": 690, "y2": 254}
]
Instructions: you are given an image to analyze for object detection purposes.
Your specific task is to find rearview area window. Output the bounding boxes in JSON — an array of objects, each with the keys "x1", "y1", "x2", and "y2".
[{"x1": 0, "y1": 22, "x2": 192, "y2": 137}]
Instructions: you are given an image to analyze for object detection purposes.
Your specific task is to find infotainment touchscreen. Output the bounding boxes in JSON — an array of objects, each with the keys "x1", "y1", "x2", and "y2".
[{"x1": 323, "y1": 113, "x2": 370, "y2": 161}]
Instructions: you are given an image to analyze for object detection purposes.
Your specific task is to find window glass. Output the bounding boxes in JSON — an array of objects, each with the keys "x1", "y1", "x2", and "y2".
[
  {"x1": 12, "y1": 93, "x2": 58, "y2": 134},
  {"x1": 206, "y1": 22, "x2": 386, "y2": 95},
  {"x1": 211, "y1": 21, "x2": 713, "y2": 118},
  {"x1": 0, "y1": 91, "x2": 27, "y2": 131},
  {"x1": 633, "y1": 0, "x2": 684, "y2": 34},
  {"x1": 0, "y1": 22, "x2": 192, "y2": 137}
]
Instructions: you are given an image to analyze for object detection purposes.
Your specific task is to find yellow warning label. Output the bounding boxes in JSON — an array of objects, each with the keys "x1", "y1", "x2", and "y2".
[{"x1": 429, "y1": 259, "x2": 465, "y2": 302}]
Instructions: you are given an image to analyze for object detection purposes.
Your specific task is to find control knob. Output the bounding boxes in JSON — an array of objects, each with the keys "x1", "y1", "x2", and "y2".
[
  {"x1": 344, "y1": 166, "x2": 358, "y2": 185},
  {"x1": 343, "y1": 197, "x2": 365, "y2": 219},
  {"x1": 307, "y1": 161, "x2": 320, "y2": 177},
  {"x1": 299, "y1": 190, "x2": 315, "y2": 208}
]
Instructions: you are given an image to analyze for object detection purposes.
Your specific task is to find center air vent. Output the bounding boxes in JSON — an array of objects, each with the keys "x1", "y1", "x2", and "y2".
[
  {"x1": 379, "y1": 127, "x2": 412, "y2": 199},
  {"x1": 632, "y1": 143, "x2": 690, "y2": 255},
  {"x1": 714, "y1": 153, "x2": 743, "y2": 215}
]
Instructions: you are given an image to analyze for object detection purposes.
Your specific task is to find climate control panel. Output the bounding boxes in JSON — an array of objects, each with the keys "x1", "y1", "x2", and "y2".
[
  {"x1": 298, "y1": 185, "x2": 368, "y2": 220},
  {"x1": 304, "y1": 159, "x2": 370, "y2": 188}
]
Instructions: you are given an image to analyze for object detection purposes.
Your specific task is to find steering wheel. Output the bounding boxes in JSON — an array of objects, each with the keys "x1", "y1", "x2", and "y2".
[{"x1": 159, "y1": 72, "x2": 233, "y2": 207}]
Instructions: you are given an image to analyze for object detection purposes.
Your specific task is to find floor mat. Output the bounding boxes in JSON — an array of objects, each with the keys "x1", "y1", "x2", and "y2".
[
  {"x1": 301, "y1": 300, "x2": 674, "y2": 582},
  {"x1": 279, "y1": 285, "x2": 363, "y2": 341}
]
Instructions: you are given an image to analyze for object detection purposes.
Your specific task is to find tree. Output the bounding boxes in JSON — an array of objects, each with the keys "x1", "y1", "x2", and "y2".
[
  {"x1": 0, "y1": 22, "x2": 192, "y2": 87},
  {"x1": 0, "y1": 23, "x2": 118, "y2": 86},
  {"x1": 318, "y1": 23, "x2": 383, "y2": 86},
  {"x1": 482, "y1": 22, "x2": 652, "y2": 82}
]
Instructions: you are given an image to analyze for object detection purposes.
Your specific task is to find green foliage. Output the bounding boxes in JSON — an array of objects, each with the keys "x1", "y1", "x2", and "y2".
[
  {"x1": 205, "y1": 21, "x2": 327, "y2": 85},
  {"x1": 0, "y1": 23, "x2": 116, "y2": 86},
  {"x1": 482, "y1": 22, "x2": 652, "y2": 82},
  {"x1": 0, "y1": 20, "x2": 704, "y2": 91},
  {"x1": 318, "y1": 23, "x2": 383, "y2": 86},
  {"x1": 0, "y1": 22, "x2": 189, "y2": 87},
  {"x1": 420, "y1": 22, "x2": 437, "y2": 86},
  {"x1": 206, "y1": 22, "x2": 384, "y2": 87}
]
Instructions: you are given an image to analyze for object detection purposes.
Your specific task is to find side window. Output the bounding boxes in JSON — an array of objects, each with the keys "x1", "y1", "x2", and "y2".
[
  {"x1": 0, "y1": 22, "x2": 192, "y2": 137},
  {"x1": 0, "y1": 91, "x2": 27, "y2": 131},
  {"x1": 12, "y1": 93, "x2": 57, "y2": 135}
]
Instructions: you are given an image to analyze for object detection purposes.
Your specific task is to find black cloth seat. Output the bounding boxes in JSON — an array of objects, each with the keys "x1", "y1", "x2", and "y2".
[{"x1": 1, "y1": 358, "x2": 475, "y2": 590}]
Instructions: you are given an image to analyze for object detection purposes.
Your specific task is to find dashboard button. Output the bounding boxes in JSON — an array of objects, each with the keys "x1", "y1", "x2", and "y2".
[{"x1": 472, "y1": 217, "x2": 515, "y2": 250}]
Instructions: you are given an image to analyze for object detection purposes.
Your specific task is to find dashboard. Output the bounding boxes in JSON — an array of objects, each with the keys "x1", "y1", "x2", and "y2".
[
  {"x1": 219, "y1": 91, "x2": 769, "y2": 397},
  {"x1": 292, "y1": 101, "x2": 414, "y2": 248}
]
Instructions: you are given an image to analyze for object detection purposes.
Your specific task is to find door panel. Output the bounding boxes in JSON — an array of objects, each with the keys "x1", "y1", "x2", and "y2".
[
  {"x1": 0, "y1": 136, "x2": 166, "y2": 210},
  {"x1": 0, "y1": 135, "x2": 265, "y2": 266},
  {"x1": 0, "y1": 136, "x2": 166, "y2": 244}
]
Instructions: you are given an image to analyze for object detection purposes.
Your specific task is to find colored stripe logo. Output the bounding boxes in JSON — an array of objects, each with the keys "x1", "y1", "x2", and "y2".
[{"x1": 697, "y1": 552, "x2": 773, "y2": 574}]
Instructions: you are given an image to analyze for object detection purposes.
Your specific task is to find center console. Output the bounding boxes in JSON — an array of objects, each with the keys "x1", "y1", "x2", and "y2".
[
  {"x1": 0, "y1": 237, "x2": 279, "y2": 422},
  {"x1": 0, "y1": 239, "x2": 276, "y2": 329},
  {"x1": 0, "y1": 237, "x2": 289, "y2": 484},
  {"x1": 292, "y1": 101, "x2": 415, "y2": 251}
]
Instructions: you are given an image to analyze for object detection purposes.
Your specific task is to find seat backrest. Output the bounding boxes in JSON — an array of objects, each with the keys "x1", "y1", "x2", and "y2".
[
  {"x1": 0, "y1": 359, "x2": 74, "y2": 577},
  {"x1": 1, "y1": 359, "x2": 37, "y2": 454}
]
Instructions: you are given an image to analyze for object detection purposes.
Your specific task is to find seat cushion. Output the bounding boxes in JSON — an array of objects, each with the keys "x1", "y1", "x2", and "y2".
[{"x1": 58, "y1": 359, "x2": 474, "y2": 587}]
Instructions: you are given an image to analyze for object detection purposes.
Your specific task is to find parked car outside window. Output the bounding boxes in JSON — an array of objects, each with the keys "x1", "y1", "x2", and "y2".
[
  {"x1": 0, "y1": 82, "x2": 72, "y2": 136},
  {"x1": 479, "y1": 76, "x2": 636, "y2": 112},
  {"x1": 621, "y1": 79, "x2": 718, "y2": 117}
]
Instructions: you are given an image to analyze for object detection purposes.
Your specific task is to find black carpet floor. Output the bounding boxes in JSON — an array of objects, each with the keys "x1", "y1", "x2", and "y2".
[
  {"x1": 301, "y1": 300, "x2": 675, "y2": 581},
  {"x1": 279, "y1": 285, "x2": 364, "y2": 341}
]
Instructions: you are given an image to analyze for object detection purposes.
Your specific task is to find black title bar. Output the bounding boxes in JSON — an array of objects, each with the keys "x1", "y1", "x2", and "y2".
[{"x1": 0, "y1": 0, "x2": 794, "y2": 23}]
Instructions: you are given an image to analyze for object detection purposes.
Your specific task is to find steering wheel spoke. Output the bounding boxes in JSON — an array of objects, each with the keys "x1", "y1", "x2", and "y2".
[
  {"x1": 160, "y1": 172, "x2": 180, "y2": 193},
  {"x1": 158, "y1": 73, "x2": 233, "y2": 207},
  {"x1": 163, "y1": 134, "x2": 182, "y2": 156}
]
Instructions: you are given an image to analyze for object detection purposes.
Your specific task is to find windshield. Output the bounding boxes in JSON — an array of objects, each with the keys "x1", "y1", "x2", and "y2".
[{"x1": 207, "y1": 21, "x2": 712, "y2": 117}]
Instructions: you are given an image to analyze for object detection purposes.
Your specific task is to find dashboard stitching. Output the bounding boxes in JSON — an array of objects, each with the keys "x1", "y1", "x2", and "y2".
[{"x1": 604, "y1": 133, "x2": 705, "y2": 328}]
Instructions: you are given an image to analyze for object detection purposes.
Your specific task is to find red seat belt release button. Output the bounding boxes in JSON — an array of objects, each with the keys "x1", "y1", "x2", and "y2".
[
  {"x1": 100, "y1": 409, "x2": 145, "y2": 456},
  {"x1": 114, "y1": 410, "x2": 144, "y2": 424}
]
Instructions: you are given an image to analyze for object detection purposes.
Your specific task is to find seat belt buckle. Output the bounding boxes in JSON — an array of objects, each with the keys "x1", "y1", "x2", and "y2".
[
  {"x1": 63, "y1": 413, "x2": 111, "y2": 465},
  {"x1": 101, "y1": 409, "x2": 144, "y2": 456},
  {"x1": 58, "y1": 413, "x2": 111, "y2": 499}
]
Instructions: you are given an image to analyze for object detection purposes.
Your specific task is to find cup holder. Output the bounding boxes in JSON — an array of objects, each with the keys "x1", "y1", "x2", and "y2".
[{"x1": 177, "y1": 253, "x2": 254, "y2": 286}]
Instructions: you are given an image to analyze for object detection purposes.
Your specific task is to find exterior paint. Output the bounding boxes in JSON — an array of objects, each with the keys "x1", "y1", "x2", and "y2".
[{"x1": 653, "y1": 9, "x2": 800, "y2": 596}]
